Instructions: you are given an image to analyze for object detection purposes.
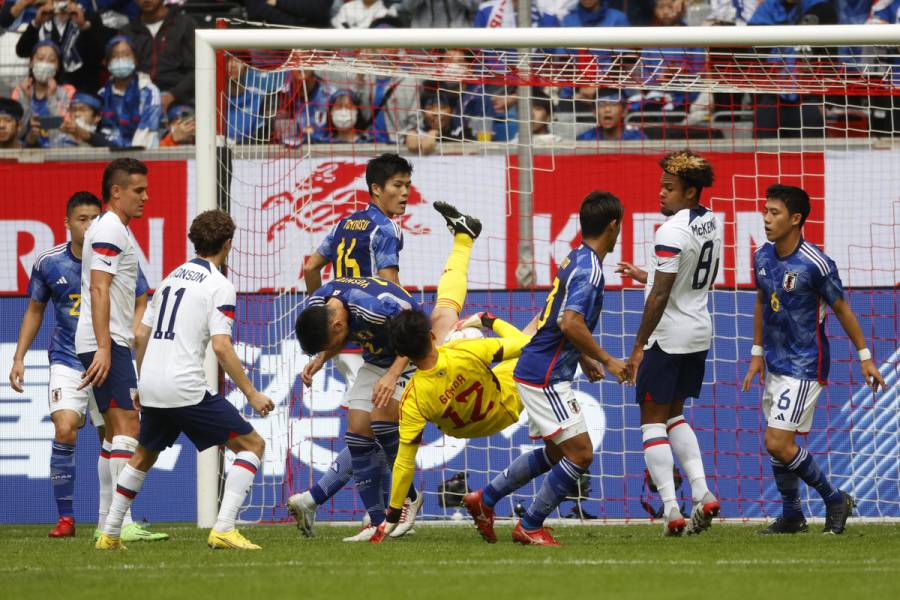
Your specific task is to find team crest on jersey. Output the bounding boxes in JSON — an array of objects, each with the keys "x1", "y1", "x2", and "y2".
[
  {"x1": 782, "y1": 272, "x2": 799, "y2": 292},
  {"x1": 51, "y1": 388, "x2": 61, "y2": 404},
  {"x1": 568, "y1": 398, "x2": 581, "y2": 415}
]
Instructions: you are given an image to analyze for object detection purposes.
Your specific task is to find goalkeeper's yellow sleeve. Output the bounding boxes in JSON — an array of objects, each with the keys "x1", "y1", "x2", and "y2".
[{"x1": 389, "y1": 441, "x2": 419, "y2": 511}]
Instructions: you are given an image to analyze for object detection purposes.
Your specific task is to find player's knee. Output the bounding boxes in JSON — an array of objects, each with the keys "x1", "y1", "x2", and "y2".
[
  {"x1": 764, "y1": 429, "x2": 795, "y2": 462},
  {"x1": 569, "y1": 447, "x2": 593, "y2": 470},
  {"x1": 131, "y1": 446, "x2": 157, "y2": 471},
  {"x1": 54, "y1": 425, "x2": 77, "y2": 445}
]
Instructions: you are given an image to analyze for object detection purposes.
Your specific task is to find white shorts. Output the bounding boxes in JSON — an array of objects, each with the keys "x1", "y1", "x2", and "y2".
[
  {"x1": 762, "y1": 372, "x2": 822, "y2": 434},
  {"x1": 344, "y1": 362, "x2": 415, "y2": 412},
  {"x1": 516, "y1": 379, "x2": 588, "y2": 444},
  {"x1": 49, "y1": 363, "x2": 103, "y2": 427}
]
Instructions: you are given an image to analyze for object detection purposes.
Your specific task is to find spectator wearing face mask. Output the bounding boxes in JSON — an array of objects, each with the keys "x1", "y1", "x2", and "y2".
[
  {"x1": 97, "y1": 34, "x2": 161, "y2": 147},
  {"x1": 313, "y1": 89, "x2": 370, "y2": 143},
  {"x1": 12, "y1": 40, "x2": 75, "y2": 148},
  {"x1": 59, "y1": 90, "x2": 111, "y2": 146},
  {"x1": 0, "y1": 98, "x2": 25, "y2": 150}
]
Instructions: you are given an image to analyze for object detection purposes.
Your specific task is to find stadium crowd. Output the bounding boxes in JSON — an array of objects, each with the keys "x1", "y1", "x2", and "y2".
[{"x1": 0, "y1": 0, "x2": 896, "y2": 149}]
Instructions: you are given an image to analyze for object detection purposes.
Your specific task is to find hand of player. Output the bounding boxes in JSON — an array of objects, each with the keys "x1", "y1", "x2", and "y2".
[
  {"x1": 602, "y1": 355, "x2": 629, "y2": 384},
  {"x1": 80, "y1": 346, "x2": 111, "y2": 389},
  {"x1": 579, "y1": 355, "x2": 605, "y2": 382},
  {"x1": 860, "y1": 359, "x2": 887, "y2": 394},
  {"x1": 9, "y1": 359, "x2": 25, "y2": 393},
  {"x1": 132, "y1": 391, "x2": 142, "y2": 412},
  {"x1": 625, "y1": 347, "x2": 644, "y2": 385},
  {"x1": 248, "y1": 391, "x2": 275, "y2": 417},
  {"x1": 372, "y1": 371, "x2": 398, "y2": 409},
  {"x1": 741, "y1": 356, "x2": 765, "y2": 392},
  {"x1": 615, "y1": 261, "x2": 648, "y2": 284},
  {"x1": 301, "y1": 354, "x2": 325, "y2": 387},
  {"x1": 369, "y1": 520, "x2": 395, "y2": 543}
]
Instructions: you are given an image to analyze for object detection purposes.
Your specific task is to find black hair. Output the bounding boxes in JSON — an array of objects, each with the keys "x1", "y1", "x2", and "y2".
[
  {"x1": 365, "y1": 153, "x2": 413, "y2": 197},
  {"x1": 766, "y1": 184, "x2": 811, "y2": 227},
  {"x1": 387, "y1": 310, "x2": 432, "y2": 361},
  {"x1": 66, "y1": 191, "x2": 102, "y2": 217},
  {"x1": 531, "y1": 89, "x2": 552, "y2": 116},
  {"x1": 0, "y1": 97, "x2": 24, "y2": 122},
  {"x1": 580, "y1": 191, "x2": 624, "y2": 238},
  {"x1": 295, "y1": 305, "x2": 331, "y2": 355},
  {"x1": 101, "y1": 158, "x2": 148, "y2": 202}
]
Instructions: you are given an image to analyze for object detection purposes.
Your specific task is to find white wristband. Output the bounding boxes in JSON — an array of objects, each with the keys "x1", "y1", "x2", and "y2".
[
  {"x1": 750, "y1": 345, "x2": 764, "y2": 357},
  {"x1": 858, "y1": 348, "x2": 872, "y2": 362}
]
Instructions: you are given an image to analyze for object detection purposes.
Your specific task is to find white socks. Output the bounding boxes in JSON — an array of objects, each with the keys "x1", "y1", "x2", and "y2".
[
  {"x1": 98, "y1": 440, "x2": 112, "y2": 530},
  {"x1": 214, "y1": 452, "x2": 260, "y2": 533},
  {"x1": 103, "y1": 464, "x2": 146, "y2": 537},
  {"x1": 110, "y1": 435, "x2": 138, "y2": 526},
  {"x1": 666, "y1": 415, "x2": 710, "y2": 503},
  {"x1": 641, "y1": 423, "x2": 678, "y2": 514}
]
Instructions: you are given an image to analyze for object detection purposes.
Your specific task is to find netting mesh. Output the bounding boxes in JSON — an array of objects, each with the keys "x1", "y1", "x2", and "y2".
[{"x1": 212, "y1": 40, "x2": 900, "y2": 524}]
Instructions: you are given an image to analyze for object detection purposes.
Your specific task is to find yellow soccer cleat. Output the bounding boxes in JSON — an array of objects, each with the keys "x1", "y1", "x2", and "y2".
[
  {"x1": 95, "y1": 533, "x2": 127, "y2": 550},
  {"x1": 207, "y1": 528, "x2": 261, "y2": 550}
]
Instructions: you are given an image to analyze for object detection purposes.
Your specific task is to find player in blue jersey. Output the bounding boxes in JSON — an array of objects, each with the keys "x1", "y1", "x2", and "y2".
[
  {"x1": 8, "y1": 192, "x2": 151, "y2": 539},
  {"x1": 742, "y1": 184, "x2": 886, "y2": 535},
  {"x1": 289, "y1": 154, "x2": 417, "y2": 537},
  {"x1": 464, "y1": 191, "x2": 628, "y2": 546}
]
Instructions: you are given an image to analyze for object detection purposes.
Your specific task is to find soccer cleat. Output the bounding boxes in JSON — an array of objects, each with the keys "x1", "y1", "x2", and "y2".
[
  {"x1": 48, "y1": 516, "x2": 75, "y2": 538},
  {"x1": 343, "y1": 525, "x2": 378, "y2": 542},
  {"x1": 390, "y1": 491, "x2": 425, "y2": 538},
  {"x1": 463, "y1": 490, "x2": 497, "y2": 543},
  {"x1": 663, "y1": 506, "x2": 686, "y2": 537},
  {"x1": 757, "y1": 517, "x2": 809, "y2": 535},
  {"x1": 287, "y1": 491, "x2": 318, "y2": 538},
  {"x1": 433, "y1": 201, "x2": 482, "y2": 239},
  {"x1": 121, "y1": 521, "x2": 170, "y2": 542},
  {"x1": 369, "y1": 522, "x2": 395, "y2": 544},
  {"x1": 687, "y1": 491, "x2": 720, "y2": 535},
  {"x1": 511, "y1": 520, "x2": 560, "y2": 546},
  {"x1": 207, "y1": 528, "x2": 261, "y2": 550},
  {"x1": 93, "y1": 528, "x2": 102, "y2": 542},
  {"x1": 823, "y1": 491, "x2": 855, "y2": 535},
  {"x1": 95, "y1": 533, "x2": 126, "y2": 550}
]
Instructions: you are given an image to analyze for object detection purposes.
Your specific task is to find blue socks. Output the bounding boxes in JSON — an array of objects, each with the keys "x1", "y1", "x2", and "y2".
[
  {"x1": 521, "y1": 457, "x2": 586, "y2": 530},
  {"x1": 50, "y1": 441, "x2": 75, "y2": 518},
  {"x1": 310, "y1": 448, "x2": 353, "y2": 505},
  {"x1": 770, "y1": 457, "x2": 804, "y2": 520},
  {"x1": 785, "y1": 447, "x2": 842, "y2": 505},
  {"x1": 483, "y1": 448, "x2": 553, "y2": 508},
  {"x1": 345, "y1": 432, "x2": 385, "y2": 526}
]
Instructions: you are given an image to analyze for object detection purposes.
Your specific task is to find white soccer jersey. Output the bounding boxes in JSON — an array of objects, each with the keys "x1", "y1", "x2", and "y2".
[
  {"x1": 75, "y1": 211, "x2": 142, "y2": 353},
  {"x1": 645, "y1": 205, "x2": 723, "y2": 354},
  {"x1": 138, "y1": 258, "x2": 236, "y2": 408}
]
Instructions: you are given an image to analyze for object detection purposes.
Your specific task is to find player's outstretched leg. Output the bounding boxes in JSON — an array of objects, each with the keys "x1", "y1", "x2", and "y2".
[
  {"x1": 641, "y1": 423, "x2": 685, "y2": 536},
  {"x1": 666, "y1": 416, "x2": 719, "y2": 535},
  {"x1": 208, "y1": 432, "x2": 266, "y2": 550},
  {"x1": 288, "y1": 449, "x2": 353, "y2": 537},
  {"x1": 96, "y1": 448, "x2": 157, "y2": 550},
  {"x1": 431, "y1": 203, "x2": 481, "y2": 342}
]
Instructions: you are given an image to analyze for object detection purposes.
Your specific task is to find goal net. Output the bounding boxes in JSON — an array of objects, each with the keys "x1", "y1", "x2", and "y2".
[{"x1": 198, "y1": 25, "x2": 900, "y2": 525}]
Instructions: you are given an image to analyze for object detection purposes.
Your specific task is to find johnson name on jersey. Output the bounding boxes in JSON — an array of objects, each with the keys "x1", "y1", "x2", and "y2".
[{"x1": 316, "y1": 204, "x2": 403, "y2": 279}]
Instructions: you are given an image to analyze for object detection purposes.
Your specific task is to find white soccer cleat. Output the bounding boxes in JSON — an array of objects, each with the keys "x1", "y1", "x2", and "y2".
[
  {"x1": 663, "y1": 506, "x2": 686, "y2": 537},
  {"x1": 390, "y1": 492, "x2": 425, "y2": 538},
  {"x1": 361, "y1": 511, "x2": 371, "y2": 528},
  {"x1": 342, "y1": 525, "x2": 378, "y2": 542},
  {"x1": 287, "y1": 491, "x2": 318, "y2": 538},
  {"x1": 687, "y1": 491, "x2": 720, "y2": 535}
]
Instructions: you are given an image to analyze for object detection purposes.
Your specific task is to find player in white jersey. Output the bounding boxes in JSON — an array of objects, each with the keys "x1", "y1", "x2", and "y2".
[
  {"x1": 97, "y1": 210, "x2": 275, "y2": 551},
  {"x1": 75, "y1": 159, "x2": 168, "y2": 542},
  {"x1": 618, "y1": 150, "x2": 722, "y2": 536}
]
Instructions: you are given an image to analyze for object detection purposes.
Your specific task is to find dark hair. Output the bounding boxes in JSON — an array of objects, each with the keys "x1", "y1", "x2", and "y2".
[
  {"x1": 66, "y1": 191, "x2": 102, "y2": 217},
  {"x1": 766, "y1": 184, "x2": 811, "y2": 227},
  {"x1": 365, "y1": 153, "x2": 413, "y2": 196},
  {"x1": 580, "y1": 191, "x2": 624, "y2": 238},
  {"x1": 295, "y1": 305, "x2": 331, "y2": 355},
  {"x1": 189, "y1": 210, "x2": 235, "y2": 256},
  {"x1": 659, "y1": 150, "x2": 715, "y2": 200},
  {"x1": 102, "y1": 158, "x2": 148, "y2": 202},
  {"x1": 0, "y1": 97, "x2": 24, "y2": 121},
  {"x1": 531, "y1": 90, "x2": 552, "y2": 116},
  {"x1": 388, "y1": 310, "x2": 432, "y2": 361}
]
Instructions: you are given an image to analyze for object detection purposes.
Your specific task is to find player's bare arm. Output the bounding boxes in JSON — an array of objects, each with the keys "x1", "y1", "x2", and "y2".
[
  {"x1": 559, "y1": 309, "x2": 627, "y2": 382},
  {"x1": 302, "y1": 252, "x2": 329, "y2": 294},
  {"x1": 627, "y1": 270, "x2": 677, "y2": 380},
  {"x1": 9, "y1": 299, "x2": 48, "y2": 393},
  {"x1": 741, "y1": 289, "x2": 766, "y2": 392},
  {"x1": 212, "y1": 334, "x2": 275, "y2": 416},
  {"x1": 81, "y1": 269, "x2": 114, "y2": 389},
  {"x1": 132, "y1": 292, "x2": 148, "y2": 341},
  {"x1": 830, "y1": 298, "x2": 887, "y2": 393},
  {"x1": 615, "y1": 261, "x2": 648, "y2": 284},
  {"x1": 376, "y1": 266, "x2": 400, "y2": 285}
]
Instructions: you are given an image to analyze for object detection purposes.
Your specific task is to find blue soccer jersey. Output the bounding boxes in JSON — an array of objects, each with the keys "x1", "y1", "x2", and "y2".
[
  {"x1": 515, "y1": 244, "x2": 605, "y2": 386},
  {"x1": 307, "y1": 277, "x2": 421, "y2": 368},
  {"x1": 753, "y1": 239, "x2": 844, "y2": 382},
  {"x1": 27, "y1": 242, "x2": 148, "y2": 371},
  {"x1": 316, "y1": 204, "x2": 403, "y2": 278}
]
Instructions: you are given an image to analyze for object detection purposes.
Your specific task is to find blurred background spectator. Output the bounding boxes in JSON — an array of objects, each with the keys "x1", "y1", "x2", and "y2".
[
  {"x1": 59, "y1": 88, "x2": 110, "y2": 145},
  {"x1": 160, "y1": 101, "x2": 194, "y2": 145},
  {"x1": 405, "y1": 89, "x2": 471, "y2": 153},
  {"x1": 274, "y1": 68, "x2": 329, "y2": 145},
  {"x1": 244, "y1": 0, "x2": 331, "y2": 27},
  {"x1": 11, "y1": 39, "x2": 74, "y2": 147},
  {"x1": 399, "y1": 0, "x2": 478, "y2": 28},
  {"x1": 0, "y1": 96, "x2": 24, "y2": 148},
  {"x1": 561, "y1": 0, "x2": 628, "y2": 27},
  {"x1": 223, "y1": 53, "x2": 284, "y2": 144},
  {"x1": 313, "y1": 88, "x2": 370, "y2": 143},
  {"x1": 332, "y1": 0, "x2": 398, "y2": 29},
  {"x1": 98, "y1": 34, "x2": 160, "y2": 147},
  {"x1": 578, "y1": 88, "x2": 646, "y2": 140}
]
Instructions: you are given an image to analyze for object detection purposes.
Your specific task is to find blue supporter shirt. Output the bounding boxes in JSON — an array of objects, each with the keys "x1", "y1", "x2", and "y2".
[
  {"x1": 307, "y1": 277, "x2": 421, "y2": 368},
  {"x1": 515, "y1": 243, "x2": 605, "y2": 386},
  {"x1": 577, "y1": 125, "x2": 646, "y2": 141},
  {"x1": 753, "y1": 239, "x2": 844, "y2": 382},
  {"x1": 316, "y1": 204, "x2": 403, "y2": 277},
  {"x1": 748, "y1": 0, "x2": 829, "y2": 24},
  {"x1": 27, "y1": 242, "x2": 148, "y2": 370}
]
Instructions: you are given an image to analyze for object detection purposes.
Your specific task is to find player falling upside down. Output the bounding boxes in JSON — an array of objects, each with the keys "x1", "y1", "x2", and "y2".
[
  {"x1": 96, "y1": 210, "x2": 275, "y2": 551},
  {"x1": 465, "y1": 191, "x2": 629, "y2": 546},
  {"x1": 8, "y1": 192, "x2": 150, "y2": 539},
  {"x1": 742, "y1": 184, "x2": 886, "y2": 535},
  {"x1": 294, "y1": 201, "x2": 482, "y2": 541},
  {"x1": 619, "y1": 150, "x2": 722, "y2": 536}
]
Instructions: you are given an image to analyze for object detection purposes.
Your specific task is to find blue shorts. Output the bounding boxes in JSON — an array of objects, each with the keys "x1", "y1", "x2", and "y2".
[
  {"x1": 635, "y1": 342, "x2": 708, "y2": 405},
  {"x1": 139, "y1": 392, "x2": 254, "y2": 452},
  {"x1": 78, "y1": 343, "x2": 137, "y2": 413}
]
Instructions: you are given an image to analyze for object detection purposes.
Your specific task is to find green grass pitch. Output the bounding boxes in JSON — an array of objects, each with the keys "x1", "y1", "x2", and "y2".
[{"x1": 3, "y1": 522, "x2": 900, "y2": 599}]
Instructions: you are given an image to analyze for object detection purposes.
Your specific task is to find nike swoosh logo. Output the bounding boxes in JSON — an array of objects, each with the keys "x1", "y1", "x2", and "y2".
[{"x1": 99, "y1": 259, "x2": 112, "y2": 266}]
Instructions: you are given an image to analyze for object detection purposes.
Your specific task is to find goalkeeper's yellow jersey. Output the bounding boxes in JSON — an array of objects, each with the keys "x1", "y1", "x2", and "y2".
[{"x1": 390, "y1": 333, "x2": 528, "y2": 511}]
